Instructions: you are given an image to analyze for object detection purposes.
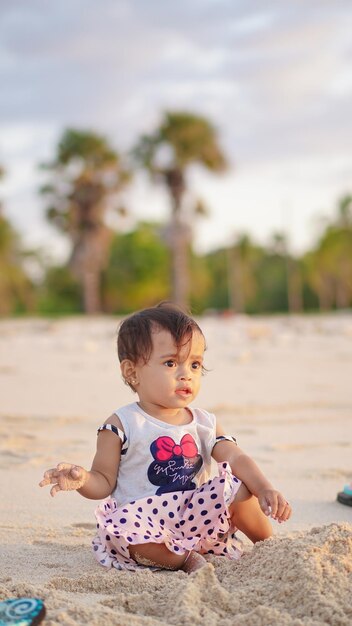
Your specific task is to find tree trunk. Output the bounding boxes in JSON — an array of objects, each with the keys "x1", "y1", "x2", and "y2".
[
  {"x1": 165, "y1": 169, "x2": 191, "y2": 310},
  {"x1": 227, "y1": 246, "x2": 244, "y2": 313},
  {"x1": 70, "y1": 230, "x2": 109, "y2": 314},
  {"x1": 287, "y1": 258, "x2": 303, "y2": 313},
  {"x1": 82, "y1": 268, "x2": 101, "y2": 314},
  {"x1": 169, "y1": 215, "x2": 191, "y2": 310}
]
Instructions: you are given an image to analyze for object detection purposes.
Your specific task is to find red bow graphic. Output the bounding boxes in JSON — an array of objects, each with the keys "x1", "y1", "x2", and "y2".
[{"x1": 153, "y1": 434, "x2": 198, "y2": 461}]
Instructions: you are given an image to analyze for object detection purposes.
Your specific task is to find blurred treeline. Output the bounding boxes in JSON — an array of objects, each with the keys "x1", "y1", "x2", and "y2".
[{"x1": 1, "y1": 117, "x2": 352, "y2": 316}]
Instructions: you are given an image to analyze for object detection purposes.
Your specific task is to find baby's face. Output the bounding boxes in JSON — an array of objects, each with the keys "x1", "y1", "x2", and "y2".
[{"x1": 134, "y1": 329, "x2": 205, "y2": 417}]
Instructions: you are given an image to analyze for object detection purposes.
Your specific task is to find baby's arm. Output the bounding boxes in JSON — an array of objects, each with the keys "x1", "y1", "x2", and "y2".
[
  {"x1": 39, "y1": 414, "x2": 122, "y2": 500},
  {"x1": 213, "y1": 421, "x2": 291, "y2": 523}
]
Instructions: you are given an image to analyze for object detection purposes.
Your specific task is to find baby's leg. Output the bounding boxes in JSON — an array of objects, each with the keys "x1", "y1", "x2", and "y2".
[
  {"x1": 128, "y1": 543, "x2": 206, "y2": 573},
  {"x1": 229, "y1": 483, "x2": 272, "y2": 543}
]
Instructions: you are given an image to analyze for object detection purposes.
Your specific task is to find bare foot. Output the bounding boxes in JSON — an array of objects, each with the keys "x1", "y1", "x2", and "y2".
[{"x1": 181, "y1": 551, "x2": 207, "y2": 574}]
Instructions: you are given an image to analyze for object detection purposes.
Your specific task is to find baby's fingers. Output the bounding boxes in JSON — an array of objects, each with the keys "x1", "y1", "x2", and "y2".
[
  {"x1": 258, "y1": 493, "x2": 274, "y2": 516},
  {"x1": 277, "y1": 501, "x2": 292, "y2": 523},
  {"x1": 50, "y1": 483, "x2": 62, "y2": 497},
  {"x1": 39, "y1": 468, "x2": 58, "y2": 487}
]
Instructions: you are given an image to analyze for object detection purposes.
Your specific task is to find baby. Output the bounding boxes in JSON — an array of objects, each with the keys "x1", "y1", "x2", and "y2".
[{"x1": 40, "y1": 303, "x2": 291, "y2": 572}]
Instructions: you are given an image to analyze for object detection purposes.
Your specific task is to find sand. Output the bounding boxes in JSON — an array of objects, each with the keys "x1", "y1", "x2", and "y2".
[{"x1": 0, "y1": 314, "x2": 351, "y2": 625}]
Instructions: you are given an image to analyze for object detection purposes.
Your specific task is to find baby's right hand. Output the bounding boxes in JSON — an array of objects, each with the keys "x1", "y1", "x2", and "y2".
[{"x1": 39, "y1": 463, "x2": 88, "y2": 497}]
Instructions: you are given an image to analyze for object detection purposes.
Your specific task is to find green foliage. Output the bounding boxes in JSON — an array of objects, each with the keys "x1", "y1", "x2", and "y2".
[
  {"x1": 253, "y1": 253, "x2": 288, "y2": 312},
  {"x1": 37, "y1": 266, "x2": 82, "y2": 315},
  {"x1": 103, "y1": 222, "x2": 170, "y2": 313},
  {"x1": 0, "y1": 215, "x2": 34, "y2": 315},
  {"x1": 134, "y1": 112, "x2": 227, "y2": 172}
]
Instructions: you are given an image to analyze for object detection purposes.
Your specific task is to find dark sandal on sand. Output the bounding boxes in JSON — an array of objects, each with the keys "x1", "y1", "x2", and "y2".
[
  {"x1": 337, "y1": 484, "x2": 352, "y2": 507},
  {"x1": 0, "y1": 599, "x2": 45, "y2": 626}
]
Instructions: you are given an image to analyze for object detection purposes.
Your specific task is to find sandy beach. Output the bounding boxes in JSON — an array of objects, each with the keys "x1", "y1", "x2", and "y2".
[{"x1": 0, "y1": 314, "x2": 351, "y2": 625}]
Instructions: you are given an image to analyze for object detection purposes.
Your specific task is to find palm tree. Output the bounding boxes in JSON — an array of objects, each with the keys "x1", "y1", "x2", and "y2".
[
  {"x1": 41, "y1": 129, "x2": 130, "y2": 313},
  {"x1": 134, "y1": 112, "x2": 227, "y2": 309}
]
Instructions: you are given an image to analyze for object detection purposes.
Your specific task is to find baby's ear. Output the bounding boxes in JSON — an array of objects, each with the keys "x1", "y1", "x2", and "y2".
[{"x1": 120, "y1": 359, "x2": 138, "y2": 387}]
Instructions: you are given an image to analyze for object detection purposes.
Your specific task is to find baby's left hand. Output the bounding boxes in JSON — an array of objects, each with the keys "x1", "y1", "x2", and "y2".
[{"x1": 257, "y1": 489, "x2": 292, "y2": 523}]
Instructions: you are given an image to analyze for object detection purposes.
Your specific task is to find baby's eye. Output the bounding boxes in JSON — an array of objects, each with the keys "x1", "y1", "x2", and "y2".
[
  {"x1": 164, "y1": 360, "x2": 176, "y2": 368},
  {"x1": 191, "y1": 361, "x2": 202, "y2": 370}
]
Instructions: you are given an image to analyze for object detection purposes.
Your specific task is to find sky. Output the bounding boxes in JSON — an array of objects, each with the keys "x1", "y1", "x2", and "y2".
[{"x1": 1, "y1": 0, "x2": 352, "y2": 261}]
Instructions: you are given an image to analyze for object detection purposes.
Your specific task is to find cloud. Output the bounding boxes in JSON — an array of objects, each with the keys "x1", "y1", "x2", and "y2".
[{"x1": 0, "y1": 0, "x2": 351, "y2": 255}]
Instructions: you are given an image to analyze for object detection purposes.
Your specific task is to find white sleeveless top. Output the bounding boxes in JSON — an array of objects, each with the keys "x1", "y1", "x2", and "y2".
[{"x1": 111, "y1": 402, "x2": 216, "y2": 507}]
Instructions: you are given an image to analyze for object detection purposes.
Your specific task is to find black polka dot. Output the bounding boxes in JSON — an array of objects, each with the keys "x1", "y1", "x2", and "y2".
[
  {"x1": 190, "y1": 526, "x2": 197, "y2": 532},
  {"x1": 199, "y1": 487, "x2": 204, "y2": 493},
  {"x1": 177, "y1": 506, "x2": 181, "y2": 512},
  {"x1": 215, "y1": 503, "x2": 221, "y2": 509},
  {"x1": 127, "y1": 536, "x2": 133, "y2": 542},
  {"x1": 208, "y1": 549, "x2": 214, "y2": 553},
  {"x1": 189, "y1": 514, "x2": 194, "y2": 521},
  {"x1": 138, "y1": 506, "x2": 143, "y2": 512},
  {"x1": 185, "y1": 498, "x2": 189, "y2": 504},
  {"x1": 130, "y1": 500, "x2": 135, "y2": 504},
  {"x1": 162, "y1": 501, "x2": 168, "y2": 507},
  {"x1": 136, "y1": 514, "x2": 141, "y2": 520},
  {"x1": 179, "y1": 520, "x2": 185, "y2": 526},
  {"x1": 144, "y1": 535, "x2": 149, "y2": 540},
  {"x1": 147, "y1": 516, "x2": 152, "y2": 522},
  {"x1": 96, "y1": 524, "x2": 99, "y2": 529},
  {"x1": 105, "y1": 534, "x2": 110, "y2": 540},
  {"x1": 134, "y1": 522, "x2": 140, "y2": 528},
  {"x1": 207, "y1": 528, "x2": 214, "y2": 535},
  {"x1": 198, "y1": 498, "x2": 204, "y2": 504},
  {"x1": 220, "y1": 478, "x2": 225, "y2": 483},
  {"x1": 210, "y1": 493, "x2": 217, "y2": 500},
  {"x1": 168, "y1": 511, "x2": 175, "y2": 518},
  {"x1": 175, "y1": 523, "x2": 180, "y2": 529},
  {"x1": 174, "y1": 546, "x2": 179, "y2": 551},
  {"x1": 152, "y1": 508, "x2": 158, "y2": 514},
  {"x1": 147, "y1": 498, "x2": 153, "y2": 504},
  {"x1": 122, "y1": 508, "x2": 128, "y2": 513},
  {"x1": 160, "y1": 519, "x2": 165, "y2": 525},
  {"x1": 119, "y1": 518, "x2": 127, "y2": 524},
  {"x1": 201, "y1": 510, "x2": 208, "y2": 516},
  {"x1": 106, "y1": 518, "x2": 112, "y2": 523},
  {"x1": 93, "y1": 545, "x2": 98, "y2": 551},
  {"x1": 111, "y1": 548, "x2": 117, "y2": 554},
  {"x1": 204, "y1": 519, "x2": 211, "y2": 525},
  {"x1": 188, "y1": 503, "x2": 193, "y2": 509},
  {"x1": 210, "y1": 486, "x2": 215, "y2": 491},
  {"x1": 173, "y1": 494, "x2": 178, "y2": 500}
]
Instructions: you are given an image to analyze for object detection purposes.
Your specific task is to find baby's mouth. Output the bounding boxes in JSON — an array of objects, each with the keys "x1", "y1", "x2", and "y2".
[{"x1": 176, "y1": 387, "x2": 192, "y2": 397}]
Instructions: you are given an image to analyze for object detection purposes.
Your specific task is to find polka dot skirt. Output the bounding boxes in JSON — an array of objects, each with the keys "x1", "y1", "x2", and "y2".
[{"x1": 92, "y1": 462, "x2": 242, "y2": 570}]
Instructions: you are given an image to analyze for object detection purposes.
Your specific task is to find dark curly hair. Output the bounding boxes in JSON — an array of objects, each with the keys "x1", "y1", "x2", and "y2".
[{"x1": 117, "y1": 302, "x2": 205, "y2": 371}]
